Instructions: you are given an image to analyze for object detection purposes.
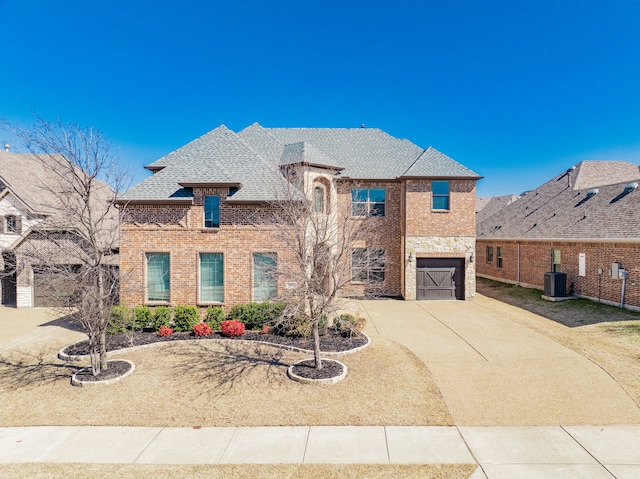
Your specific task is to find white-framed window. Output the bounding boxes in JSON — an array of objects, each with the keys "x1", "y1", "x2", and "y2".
[
  {"x1": 486, "y1": 245, "x2": 494, "y2": 263},
  {"x1": 200, "y1": 253, "x2": 224, "y2": 302},
  {"x1": 351, "y1": 188, "x2": 385, "y2": 217},
  {"x1": 146, "y1": 252, "x2": 170, "y2": 302},
  {"x1": 314, "y1": 186, "x2": 325, "y2": 213},
  {"x1": 497, "y1": 246, "x2": 503, "y2": 268},
  {"x1": 253, "y1": 253, "x2": 277, "y2": 301}
]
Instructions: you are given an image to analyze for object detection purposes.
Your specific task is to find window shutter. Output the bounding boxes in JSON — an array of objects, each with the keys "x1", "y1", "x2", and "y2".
[
  {"x1": 15, "y1": 216, "x2": 22, "y2": 234},
  {"x1": 0, "y1": 216, "x2": 4, "y2": 233}
]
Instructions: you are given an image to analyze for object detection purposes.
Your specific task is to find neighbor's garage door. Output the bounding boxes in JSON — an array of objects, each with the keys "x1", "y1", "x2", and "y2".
[
  {"x1": 33, "y1": 266, "x2": 78, "y2": 307},
  {"x1": 416, "y1": 258, "x2": 465, "y2": 300}
]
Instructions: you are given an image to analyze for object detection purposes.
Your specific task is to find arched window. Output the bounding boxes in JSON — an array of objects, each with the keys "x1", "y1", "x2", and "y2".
[{"x1": 314, "y1": 186, "x2": 325, "y2": 213}]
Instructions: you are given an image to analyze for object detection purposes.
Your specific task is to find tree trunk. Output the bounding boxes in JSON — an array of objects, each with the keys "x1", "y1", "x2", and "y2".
[{"x1": 312, "y1": 320, "x2": 322, "y2": 369}]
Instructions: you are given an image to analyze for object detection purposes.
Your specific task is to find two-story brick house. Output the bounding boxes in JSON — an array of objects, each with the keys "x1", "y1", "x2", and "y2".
[{"x1": 118, "y1": 123, "x2": 481, "y2": 308}]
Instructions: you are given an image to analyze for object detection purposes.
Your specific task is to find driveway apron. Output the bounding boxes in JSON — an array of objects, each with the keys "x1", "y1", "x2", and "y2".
[{"x1": 354, "y1": 295, "x2": 640, "y2": 426}]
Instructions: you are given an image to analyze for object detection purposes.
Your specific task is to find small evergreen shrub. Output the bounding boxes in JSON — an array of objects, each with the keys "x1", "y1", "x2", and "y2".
[
  {"x1": 133, "y1": 306, "x2": 152, "y2": 331},
  {"x1": 333, "y1": 313, "x2": 366, "y2": 337},
  {"x1": 158, "y1": 326, "x2": 173, "y2": 337},
  {"x1": 173, "y1": 305, "x2": 200, "y2": 332},
  {"x1": 221, "y1": 319, "x2": 245, "y2": 338},
  {"x1": 226, "y1": 301, "x2": 285, "y2": 330},
  {"x1": 193, "y1": 322, "x2": 213, "y2": 337},
  {"x1": 152, "y1": 306, "x2": 172, "y2": 331},
  {"x1": 205, "y1": 305, "x2": 226, "y2": 330},
  {"x1": 108, "y1": 306, "x2": 133, "y2": 333}
]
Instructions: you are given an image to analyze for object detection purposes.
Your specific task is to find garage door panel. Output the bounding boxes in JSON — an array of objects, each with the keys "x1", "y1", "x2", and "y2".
[{"x1": 416, "y1": 258, "x2": 465, "y2": 300}]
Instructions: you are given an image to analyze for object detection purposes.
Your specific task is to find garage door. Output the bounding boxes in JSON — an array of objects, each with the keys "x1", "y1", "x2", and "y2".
[
  {"x1": 33, "y1": 266, "x2": 79, "y2": 307},
  {"x1": 416, "y1": 258, "x2": 465, "y2": 300}
]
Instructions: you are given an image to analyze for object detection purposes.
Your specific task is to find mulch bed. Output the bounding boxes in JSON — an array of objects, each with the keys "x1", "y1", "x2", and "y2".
[
  {"x1": 62, "y1": 330, "x2": 367, "y2": 357},
  {"x1": 290, "y1": 359, "x2": 344, "y2": 379},
  {"x1": 73, "y1": 360, "x2": 133, "y2": 382}
]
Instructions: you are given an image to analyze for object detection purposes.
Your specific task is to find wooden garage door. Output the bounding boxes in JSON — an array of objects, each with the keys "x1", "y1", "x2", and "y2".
[{"x1": 416, "y1": 258, "x2": 465, "y2": 300}]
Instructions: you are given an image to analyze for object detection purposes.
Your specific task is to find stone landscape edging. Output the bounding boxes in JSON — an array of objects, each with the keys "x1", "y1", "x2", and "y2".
[
  {"x1": 58, "y1": 332, "x2": 371, "y2": 362},
  {"x1": 287, "y1": 358, "x2": 348, "y2": 385},
  {"x1": 70, "y1": 359, "x2": 135, "y2": 387}
]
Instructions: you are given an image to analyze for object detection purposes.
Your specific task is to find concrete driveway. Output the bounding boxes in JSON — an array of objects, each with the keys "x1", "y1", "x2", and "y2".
[{"x1": 352, "y1": 295, "x2": 640, "y2": 427}]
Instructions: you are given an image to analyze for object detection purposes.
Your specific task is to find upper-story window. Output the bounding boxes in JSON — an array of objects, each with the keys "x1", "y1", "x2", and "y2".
[
  {"x1": 432, "y1": 180, "x2": 450, "y2": 210},
  {"x1": 352, "y1": 188, "x2": 385, "y2": 217},
  {"x1": 314, "y1": 186, "x2": 325, "y2": 213},
  {"x1": 204, "y1": 196, "x2": 220, "y2": 228},
  {"x1": 5, "y1": 215, "x2": 21, "y2": 234}
]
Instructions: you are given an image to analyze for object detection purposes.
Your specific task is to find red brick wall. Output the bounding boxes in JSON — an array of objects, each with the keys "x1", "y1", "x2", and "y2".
[
  {"x1": 336, "y1": 180, "x2": 402, "y2": 297},
  {"x1": 405, "y1": 179, "x2": 476, "y2": 237},
  {"x1": 477, "y1": 239, "x2": 640, "y2": 308}
]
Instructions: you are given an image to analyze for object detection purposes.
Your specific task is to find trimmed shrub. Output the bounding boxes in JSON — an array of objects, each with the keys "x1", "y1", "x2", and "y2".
[
  {"x1": 260, "y1": 324, "x2": 270, "y2": 335},
  {"x1": 275, "y1": 313, "x2": 312, "y2": 338},
  {"x1": 205, "y1": 305, "x2": 226, "y2": 330},
  {"x1": 173, "y1": 305, "x2": 200, "y2": 332},
  {"x1": 133, "y1": 306, "x2": 152, "y2": 331},
  {"x1": 193, "y1": 322, "x2": 213, "y2": 337},
  {"x1": 152, "y1": 306, "x2": 172, "y2": 331},
  {"x1": 158, "y1": 326, "x2": 173, "y2": 337},
  {"x1": 226, "y1": 301, "x2": 285, "y2": 330},
  {"x1": 333, "y1": 313, "x2": 367, "y2": 337},
  {"x1": 221, "y1": 319, "x2": 245, "y2": 338},
  {"x1": 108, "y1": 306, "x2": 133, "y2": 333}
]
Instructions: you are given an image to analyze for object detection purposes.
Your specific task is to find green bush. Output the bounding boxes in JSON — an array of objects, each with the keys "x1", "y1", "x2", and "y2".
[
  {"x1": 205, "y1": 306, "x2": 226, "y2": 330},
  {"x1": 274, "y1": 312, "x2": 312, "y2": 338},
  {"x1": 227, "y1": 301, "x2": 285, "y2": 330},
  {"x1": 133, "y1": 306, "x2": 152, "y2": 331},
  {"x1": 333, "y1": 313, "x2": 366, "y2": 337},
  {"x1": 108, "y1": 306, "x2": 133, "y2": 333},
  {"x1": 173, "y1": 305, "x2": 200, "y2": 332},
  {"x1": 152, "y1": 306, "x2": 172, "y2": 331}
]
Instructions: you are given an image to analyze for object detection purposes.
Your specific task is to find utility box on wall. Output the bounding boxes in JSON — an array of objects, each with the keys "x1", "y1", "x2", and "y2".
[
  {"x1": 610, "y1": 263, "x2": 627, "y2": 280},
  {"x1": 544, "y1": 272, "x2": 567, "y2": 297}
]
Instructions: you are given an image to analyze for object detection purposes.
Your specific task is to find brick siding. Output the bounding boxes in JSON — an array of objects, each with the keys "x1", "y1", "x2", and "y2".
[{"x1": 477, "y1": 239, "x2": 640, "y2": 309}]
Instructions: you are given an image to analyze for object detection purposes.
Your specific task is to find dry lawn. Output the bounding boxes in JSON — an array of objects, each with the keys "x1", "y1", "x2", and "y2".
[
  {"x1": 0, "y1": 327, "x2": 452, "y2": 427},
  {"x1": 478, "y1": 278, "x2": 640, "y2": 409},
  {"x1": 0, "y1": 463, "x2": 476, "y2": 479}
]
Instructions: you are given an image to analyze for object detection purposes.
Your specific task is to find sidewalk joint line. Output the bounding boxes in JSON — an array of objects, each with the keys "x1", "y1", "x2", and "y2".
[
  {"x1": 132, "y1": 426, "x2": 164, "y2": 464},
  {"x1": 383, "y1": 426, "x2": 391, "y2": 464},
  {"x1": 302, "y1": 426, "x2": 311, "y2": 464},
  {"x1": 218, "y1": 426, "x2": 238, "y2": 464},
  {"x1": 560, "y1": 425, "x2": 618, "y2": 479}
]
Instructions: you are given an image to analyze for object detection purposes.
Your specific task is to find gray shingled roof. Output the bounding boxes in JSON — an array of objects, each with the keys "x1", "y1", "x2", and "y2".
[
  {"x1": 476, "y1": 194, "x2": 521, "y2": 224},
  {"x1": 122, "y1": 123, "x2": 480, "y2": 203},
  {"x1": 477, "y1": 161, "x2": 640, "y2": 240}
]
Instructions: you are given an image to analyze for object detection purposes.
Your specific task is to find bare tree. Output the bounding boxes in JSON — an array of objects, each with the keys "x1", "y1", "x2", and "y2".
[
  {"x1": 264, "y1": 167, "x2": 384, "y2": 370},
  {"x1": 1, "y1": 117, "x2": 126, "y2": 375}
]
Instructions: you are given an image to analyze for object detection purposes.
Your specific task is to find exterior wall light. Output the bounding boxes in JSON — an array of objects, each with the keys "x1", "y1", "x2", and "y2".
[{"x1": 408, "y1": 253, "x2": 414, "y2": 262}]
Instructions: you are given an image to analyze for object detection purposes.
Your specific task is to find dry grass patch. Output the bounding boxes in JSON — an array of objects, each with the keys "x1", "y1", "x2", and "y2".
[
  {"x1": 478, "y1": 278, "x2": 640, "y2": 411},
  {"x1": 0, "y1": 464, "x2": 477, "y2": 479},
  {"x1": 0, "y1": 336, "x2": 452, "y2": 427}
]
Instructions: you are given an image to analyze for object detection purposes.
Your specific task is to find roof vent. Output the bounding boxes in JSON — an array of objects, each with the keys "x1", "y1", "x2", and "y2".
[
  {"x1": 624, "y1": 182, "x2": 638, "y2": 193},
  {"x1": 586, "y1": 188, "x2": 599, "y2": 198},
  {"x1": 567, "y1": 165, "x2": 576, "y2": 173}
]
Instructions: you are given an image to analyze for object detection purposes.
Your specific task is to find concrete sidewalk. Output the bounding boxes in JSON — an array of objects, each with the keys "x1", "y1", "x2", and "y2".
[{"x1": 1, "y1": 425, "x2": 640, "y2": 478}]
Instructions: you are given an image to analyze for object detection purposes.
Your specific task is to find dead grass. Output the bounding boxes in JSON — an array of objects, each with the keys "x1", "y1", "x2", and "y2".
[
  {"x1": 0, "y1": 463, "x2": 477, "y2": 479},
  {"x1": 0, "y1": 336, "x2": 452, "y2": 427},
  {"x1": 478, "y1": 277, "x2": 640, "y2": 410}
]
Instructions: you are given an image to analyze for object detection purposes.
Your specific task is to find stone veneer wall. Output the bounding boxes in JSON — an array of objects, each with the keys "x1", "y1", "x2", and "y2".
[{"x1": 405, "y1": 236, "x2": 476, "y2": 300}]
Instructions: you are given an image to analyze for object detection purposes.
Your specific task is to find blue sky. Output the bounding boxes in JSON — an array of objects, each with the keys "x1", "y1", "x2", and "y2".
[{"x1": 1, "y1": 0, "x2": 639, "y2": 196}]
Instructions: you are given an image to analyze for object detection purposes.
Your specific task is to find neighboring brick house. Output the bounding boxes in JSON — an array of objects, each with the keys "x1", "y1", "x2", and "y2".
[
  {"x1": 0, "y1": 149, "x2": 118, "y2": 307},
  {"x1": 476, "y1": 160, "x2": 640, "y2": 310},
  {"x1": 118, "y1": 123, "x2": 481, "y2": 309}
]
